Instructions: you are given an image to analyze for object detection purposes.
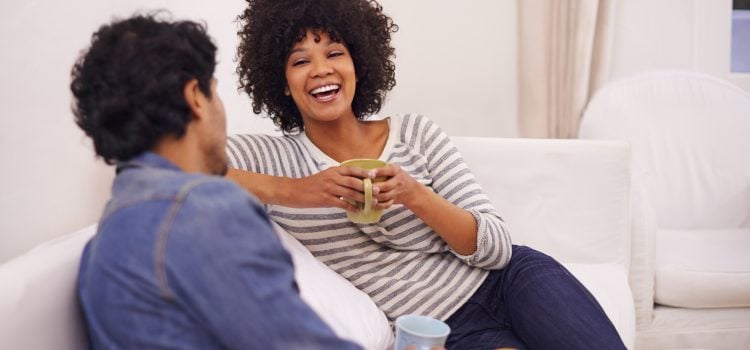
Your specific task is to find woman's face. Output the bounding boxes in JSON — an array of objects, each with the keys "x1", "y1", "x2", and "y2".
[{"x1": 285, "y1": 30, "x2": 357, "y2": 125}]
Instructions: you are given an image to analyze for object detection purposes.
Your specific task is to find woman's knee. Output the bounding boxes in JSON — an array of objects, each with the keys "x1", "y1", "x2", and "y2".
[
  {"x1": 505, "y1": 245, "x2": 567, "y2": 281},
  {"x1": 509, "y1": 245, "x2": 558, "y2": 266}
]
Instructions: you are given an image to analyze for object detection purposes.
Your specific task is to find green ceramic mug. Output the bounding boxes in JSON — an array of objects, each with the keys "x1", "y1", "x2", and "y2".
[{"x1": 340, "y1": 158, "x2": 388, "y2": 224}]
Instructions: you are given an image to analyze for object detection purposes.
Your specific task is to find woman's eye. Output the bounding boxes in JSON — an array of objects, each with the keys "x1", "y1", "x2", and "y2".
[
  {"x1": 329, "y1": 51, "x2": 344, "y2": 58},
  {"x1": 291, "y1": 59, "x2": 308, "y2": 66}
]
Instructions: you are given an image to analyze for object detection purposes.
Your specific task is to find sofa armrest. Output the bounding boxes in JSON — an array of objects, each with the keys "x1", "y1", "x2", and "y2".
[
  {"x1": 629, "y1": 178, "x2": 656, "y2": 329},
  {"x1": 0, "y1": 224, "x2": 96, "y2": 350}
]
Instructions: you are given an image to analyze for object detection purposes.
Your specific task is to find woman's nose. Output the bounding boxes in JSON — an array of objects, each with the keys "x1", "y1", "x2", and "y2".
[{"x1": 310, "y1": 59, "x2": 333, "y2": 78}]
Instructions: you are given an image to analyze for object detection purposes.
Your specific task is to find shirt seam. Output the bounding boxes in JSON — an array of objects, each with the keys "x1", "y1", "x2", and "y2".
[{"x1": 153, "y1": 177, "x2": 217, "y2": 301}]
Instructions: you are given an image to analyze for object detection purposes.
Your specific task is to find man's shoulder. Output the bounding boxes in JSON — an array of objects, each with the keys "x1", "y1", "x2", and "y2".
[
  {"x1": 166, "y1": 175, "x2": 280, "y2": 257},
  {"x1": 180, "y1": 175, "x2": 263, "y2": 211},
  {"x1": 108, "y1": 168, "x2": 264, "y2": 223},
  {"x1": 112, "y1": 168, "x2": 248, "y2": 204}
]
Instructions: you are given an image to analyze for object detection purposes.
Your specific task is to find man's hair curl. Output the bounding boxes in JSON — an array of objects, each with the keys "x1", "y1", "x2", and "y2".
[
  {"x1": 237, "y1": 0, "x2": 398, "y2": 134},
  {"x1": 71, "y1": 13, "x2": 217, "y2": 164}
]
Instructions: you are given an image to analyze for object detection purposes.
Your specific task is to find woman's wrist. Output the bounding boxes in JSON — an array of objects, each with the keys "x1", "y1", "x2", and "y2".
[
  {"x1": 225, "y1": 168, "x2": 293, "y2": 206},
  {"x1": 274, "y1": 176, "x2": 295, "y2": 206},
  {"x1": 402, "y1": 183, "x2": 434, "y2": 214}
]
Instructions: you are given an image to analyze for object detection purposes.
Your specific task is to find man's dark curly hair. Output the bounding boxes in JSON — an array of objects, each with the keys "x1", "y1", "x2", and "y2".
[
  {"x1": 70, "y1": 13, "x2": 217, "y2": 164},
  {"x1": 237, "y1": 0, "x2": 398, "y2": 134}
]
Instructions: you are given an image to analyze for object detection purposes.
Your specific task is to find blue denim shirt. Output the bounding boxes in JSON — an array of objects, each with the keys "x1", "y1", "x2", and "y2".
[{"x1": 78, "y1": 152, "x2": 360, "y2": 349}]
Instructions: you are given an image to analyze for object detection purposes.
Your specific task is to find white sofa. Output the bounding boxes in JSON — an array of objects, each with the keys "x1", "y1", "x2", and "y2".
[
  {"x1": 0, "y1": 137, "x2": 642, "y2": 349},
  {"x1": 580, "y1": 70, "x2": 750, "y2": 349}
]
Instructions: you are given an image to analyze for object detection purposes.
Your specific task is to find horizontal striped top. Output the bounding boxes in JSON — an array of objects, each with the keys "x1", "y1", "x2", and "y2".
[{"x1": 226, "y1": 114, "x2": 512, "y2": 322}]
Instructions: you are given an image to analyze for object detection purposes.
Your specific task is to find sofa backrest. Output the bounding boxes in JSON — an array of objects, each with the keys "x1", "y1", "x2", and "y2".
[
  {"x1": 453, "y1": 137, "x2": 632, "y2": 268},
  {"x1": 0, "y1": 224, "x2": 96, "y2": 350}
]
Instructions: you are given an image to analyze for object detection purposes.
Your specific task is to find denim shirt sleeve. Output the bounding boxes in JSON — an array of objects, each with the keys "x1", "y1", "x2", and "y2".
[{"x1": 160, "y1": 179, "x2": 361, "y2": 350}]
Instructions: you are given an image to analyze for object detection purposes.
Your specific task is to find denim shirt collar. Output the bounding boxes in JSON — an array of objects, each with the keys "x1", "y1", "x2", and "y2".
[{"x1": 117, "y1": 152, "x2": 182, "y2": 174}]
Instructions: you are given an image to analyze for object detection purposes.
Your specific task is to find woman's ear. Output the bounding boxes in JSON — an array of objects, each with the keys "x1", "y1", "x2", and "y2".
[{"x1": 183, "y1": 79, "x2": 205, "y2": 120}]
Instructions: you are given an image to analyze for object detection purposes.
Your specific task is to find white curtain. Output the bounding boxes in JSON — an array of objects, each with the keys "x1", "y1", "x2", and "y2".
[{"x1": 518, "y1": 0, "x2": 615, "y2": 138}]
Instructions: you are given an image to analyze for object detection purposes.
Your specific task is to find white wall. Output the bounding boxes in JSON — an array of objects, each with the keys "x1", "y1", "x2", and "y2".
[
  {"x1": 610, "y1": 0, "x2": 750, "y2": 91},
  {"x1": 0, "y1": 1, "x2": 518, "y2": 263},
  {"x1": 0, "y1": 0, "x2": 269, "y2": 264},
  {"x1": 379, "y1": 0, "x2": 518, "y2": 137},
  {"x1": 3, "y1": 0, "x2": 746, "y2": 263}
]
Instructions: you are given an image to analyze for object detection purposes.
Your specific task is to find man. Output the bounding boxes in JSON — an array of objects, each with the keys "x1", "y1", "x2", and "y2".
[{"x1": 71, "y1": 14, "x2": 360, "y2": 349}]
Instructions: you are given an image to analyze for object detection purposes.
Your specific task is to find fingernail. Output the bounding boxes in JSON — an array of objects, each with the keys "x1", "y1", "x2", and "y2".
[
  {"x1": 368, "y1": 170, "x2": 377, "y2": 178},
  {"x1": 372, "y1": 186, "x2": 380, "y2": 195},
  {"x1": 372, "y1": 198, "x2": 378, "y2": 205}
]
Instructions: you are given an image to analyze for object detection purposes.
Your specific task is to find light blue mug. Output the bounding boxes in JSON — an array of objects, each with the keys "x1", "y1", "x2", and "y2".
[{"x1": 394, "y1": 314, "x2": 450, "y2": 350}]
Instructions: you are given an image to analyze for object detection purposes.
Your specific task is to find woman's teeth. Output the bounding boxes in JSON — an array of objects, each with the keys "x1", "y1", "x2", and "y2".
[{"x1": 310, "y1": 84, "x2": 340, "y2": 96}]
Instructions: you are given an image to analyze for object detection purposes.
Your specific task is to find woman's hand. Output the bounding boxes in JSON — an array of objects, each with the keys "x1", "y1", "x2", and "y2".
[
  {"x1": 369, "y1": 163, "x2": 478, "y2": 254},
  {"x1": 286, "y1": 166, "x2": 375, "y2": 212},
  {"x1": 371, "y1": 164, "x2": 426, "y2": 210}
]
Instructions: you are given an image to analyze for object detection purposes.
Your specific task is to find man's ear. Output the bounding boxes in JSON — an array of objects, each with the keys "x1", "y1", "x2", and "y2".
[{"x1": 183, "y1": 79, "x2": 205, "y2": 121}]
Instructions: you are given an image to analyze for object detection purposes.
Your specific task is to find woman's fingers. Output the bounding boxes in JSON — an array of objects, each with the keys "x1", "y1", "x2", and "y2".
[
  {"x1": 373, "y1": 178, "x2": 396, "y2": 193},
  {"x1": 371, "y1": 163, "x2": 398, "y2": 177},
  {"x1": 332, "y1": 192, "x2": 379, "y2": 212},
  {"x1": 373, "y1": 176, "x2": 403, "y2": 202},
  {"x1": 315, "y1": 165, "x2": 395, "y2": 210},
  {"x1": 339, "y1": 187, "x2": 367, "y2": 203},
  {"x1": 339, "y1": 176, "x2": 368, "y2": 192},
  {"x1": 332, "y1": 195, "x2": 361, "y2": 212},
  {"x1": 374, "y1": 199, "x2": 394, "y2": 209},
  {"x1": 371, "y1": 163, "x2": 424, "y2": 208},
  {"x1": 337, "y1": 165, "x2": 374, "y2": 179}
]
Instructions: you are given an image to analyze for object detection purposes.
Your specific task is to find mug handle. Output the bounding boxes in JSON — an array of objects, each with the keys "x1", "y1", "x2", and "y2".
[{"x1": 362, "y1": 178, "x2": 372, "y2": 213}]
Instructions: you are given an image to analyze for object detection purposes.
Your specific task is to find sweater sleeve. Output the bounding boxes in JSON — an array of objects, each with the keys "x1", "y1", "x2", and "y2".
[
  {"x1": 226, "y1": 134, "x2": 265, "y2": 173},
  {"x1": 226, "y1": 134, "x2": 314, "y2": 179},
  {"x1": 413, "y1": 115, "x2": 512, "y2": 270}
]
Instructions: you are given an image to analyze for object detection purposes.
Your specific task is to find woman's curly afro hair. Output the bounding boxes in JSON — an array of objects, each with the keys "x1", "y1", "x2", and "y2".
[{"x1": 237, "y1": 0, "x2": 398, "y2": 134}]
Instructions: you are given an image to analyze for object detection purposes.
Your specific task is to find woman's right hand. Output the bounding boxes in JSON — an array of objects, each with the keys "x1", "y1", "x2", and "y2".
[{"x1": 283, "y1": 165, "x2": 376, "y2": 211}]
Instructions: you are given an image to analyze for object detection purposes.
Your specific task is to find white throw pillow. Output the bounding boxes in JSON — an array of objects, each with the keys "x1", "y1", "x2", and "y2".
[{"x1": 271, "y1": 222, "x2": 394, "y2": 350}]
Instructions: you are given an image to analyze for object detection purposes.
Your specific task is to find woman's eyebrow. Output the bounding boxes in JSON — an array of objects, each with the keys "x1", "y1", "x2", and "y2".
[
  {"x1": 290, "y1": 40, "x2": 341, "y2": 55},
  {"x1": 289, "y1": 47, "x2": 307, "y2": 55}
]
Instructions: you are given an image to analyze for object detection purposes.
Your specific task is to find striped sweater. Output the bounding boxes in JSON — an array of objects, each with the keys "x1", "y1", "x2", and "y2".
[{"x1": 226, "y1": 114, "x2": 512, "y2": 321}]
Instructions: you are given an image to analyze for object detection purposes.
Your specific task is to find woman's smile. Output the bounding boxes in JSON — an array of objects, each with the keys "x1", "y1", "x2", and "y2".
[{"x1": 309, "y1": 83, "x2": 341, "y2": 102}]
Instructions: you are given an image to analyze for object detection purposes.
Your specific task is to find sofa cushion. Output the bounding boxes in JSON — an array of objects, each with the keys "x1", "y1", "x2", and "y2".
[
  {"x1": 0, "y1": 222, "x2": 395, "y2": 350},
  {"x1": 564, "y1": 263, "x2": 636, "y2": 349},
  {"x1": 272, "y1": 222, "x2": 393, "y2": 350},
  {"x1": 655, "y1": 228, "x2": 750, "y2": 308},
  {"x1": 0, "y1": 224, "x2": 96, "y2": 350},
  {"x1": 278, "y1": 225, "x2": 636, "y2": 349},
  {"x1": 453, "y1": 137, "x2": 632, "y2": 267},
  {"x1": 637, "y1": 306, "x2": 750, "y2": 350}
]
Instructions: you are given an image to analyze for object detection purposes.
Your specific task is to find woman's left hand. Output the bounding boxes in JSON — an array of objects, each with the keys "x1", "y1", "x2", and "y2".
[
  {"x1": 371, "y1": 164, "x2": 425, "y2": 210},
  {"x1": 371, "y1": 163, "x2": 479, "y2": 255}
]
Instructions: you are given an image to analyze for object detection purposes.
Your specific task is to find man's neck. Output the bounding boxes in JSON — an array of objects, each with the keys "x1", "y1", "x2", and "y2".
[{"x1": 151, "y1": 135, "x2": 205, "y2": 174}]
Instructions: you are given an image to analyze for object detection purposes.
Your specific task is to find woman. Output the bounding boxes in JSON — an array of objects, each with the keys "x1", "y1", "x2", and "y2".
[{"x1": 228, "y1": 0, "x2": 626, "y2": 348}]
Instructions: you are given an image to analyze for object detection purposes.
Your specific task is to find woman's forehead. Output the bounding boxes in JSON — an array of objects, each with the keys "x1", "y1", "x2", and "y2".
[{"x1": 293, "y1": 28, "x2": 344, "y2": 45}]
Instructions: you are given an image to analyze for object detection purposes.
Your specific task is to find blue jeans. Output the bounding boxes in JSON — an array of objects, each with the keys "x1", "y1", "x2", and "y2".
[{"x1": 445, "y1": 245, "x2": 626, "y2": 349}]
